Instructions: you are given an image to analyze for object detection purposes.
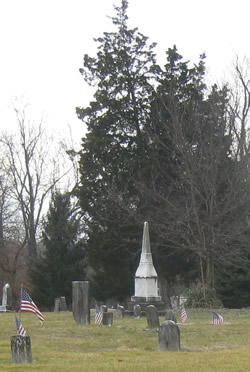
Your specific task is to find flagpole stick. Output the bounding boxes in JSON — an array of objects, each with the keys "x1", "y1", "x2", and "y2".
[
  {"x1": 19, "y1": 284, "x2": 23, "y2": 322},
  {"x1": 15, "y1": 312, "x2": 18, "y2": 335}
]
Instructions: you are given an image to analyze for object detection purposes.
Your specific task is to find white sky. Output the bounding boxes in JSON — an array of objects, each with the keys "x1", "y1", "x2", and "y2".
[{"x1": 1, "y1": 0, "x2": 250, "y2": 144}]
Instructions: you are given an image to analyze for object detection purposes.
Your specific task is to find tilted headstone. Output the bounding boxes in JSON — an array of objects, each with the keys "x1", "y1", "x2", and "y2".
[
  {"x1": 11, "y1": 335, "x2": 32, "y2": 363},
  {"x1": 146, "y1": 305, "x2": 160, "y2": 330},
  {"x1": 102, "y1": 312, "x2": 113, "y2": 326},
  {"x1": 134, "y1": 304, "x2": 142, "y2": 318},
  {"x1": 158, "y1": 320, "x2": 181, "y2": 351},
  {"x1": 165, "y1": 309, "x2": 177, "y2": 323},
  {"x1": 116, "y1": 305, "x2": 125, "y2": 318},
  {"x1": 72, "y1": 281, "x2": 90, "y2": 324}
]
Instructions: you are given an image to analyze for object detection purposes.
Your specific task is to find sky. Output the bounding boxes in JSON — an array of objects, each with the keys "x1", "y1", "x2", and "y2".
[{"x1": 1, "y1": 0, "x2": 250, "y2": 145}]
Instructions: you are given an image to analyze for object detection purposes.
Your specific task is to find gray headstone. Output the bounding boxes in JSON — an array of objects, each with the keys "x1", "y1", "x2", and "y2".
[
  {"x1": 158, "y1": 320, "x2": 181, "y2": 351},
  {"x1": 72, "y1": 281, "x2": 90, "y2": 324},
  {"x1": 146, "y1": 305, "x2": 160, "y2": 330},
  {"x1": 0, "y1": 283, "x2": 12, "y2": 311},
  {"x1": 165, "y1": 309, "x2": 177, "y2": 323},
  {"x1": 54, "y1": 298, "x2": 60, "y2": 313},
  {"x1": 59, "y1": 296, "x2": 67, "y2": 311},
  {"x1": 116, "y1": 305, "x2": 125, "y2": 318},
  {"x1": 6, "y1": 284, "x2": 12, "y2": 309},
  {"x1": 101, "y1": 305, "x2": 108, "y2": 313},
  {"x1": 102, "y1": 312, "x2": 113, "y2": 326},
  {"x1": 11, "y1": 335, "x2": 32, "y2": 363},
  {"x1": 134, "y1": 304, "x2": 142, "y2": 318}
]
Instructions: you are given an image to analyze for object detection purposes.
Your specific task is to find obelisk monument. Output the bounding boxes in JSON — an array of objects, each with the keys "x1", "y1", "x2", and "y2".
[{"x1": 129, "y1": 222, "x2": 165, "y2": 312}]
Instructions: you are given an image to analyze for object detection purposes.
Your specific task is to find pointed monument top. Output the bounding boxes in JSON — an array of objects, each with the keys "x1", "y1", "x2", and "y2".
[
  {"x1": 142, "y1": 221, "x2": 151, "y2": 254},
  {"x1": 135, "y1": 221, "x2": 158, "y2": 277}
]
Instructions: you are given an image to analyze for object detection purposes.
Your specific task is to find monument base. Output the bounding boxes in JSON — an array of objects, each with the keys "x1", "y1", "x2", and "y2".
[{"x1": 127, "y1": 298, "x2": 166, "y2": 315}]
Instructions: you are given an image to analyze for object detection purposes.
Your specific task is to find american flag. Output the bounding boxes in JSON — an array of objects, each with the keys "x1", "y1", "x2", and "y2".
[
  {"x1": 15, "y1": 315, "x2": 26, "y2": 336},
  {"x1": 95, "y1": 303, "x2": 103, "y2": 325},
  {"x1": 213, "y1": 312, "x2": 224, "y2": 325},
  {"x1": 21, "y1": 288, "x2": 45, "y2": 324},
  {"x1": 181, "y1": 304, "x2": 187, "y2": 323}
]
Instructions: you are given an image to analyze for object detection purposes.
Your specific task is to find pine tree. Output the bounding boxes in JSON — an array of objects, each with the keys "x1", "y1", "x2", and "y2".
[
  {"x1": 30, "y1": 192, "x2": 85, "y2": 308},
  {"x1": 76, "y1": 0, "x2": 158, "y2": 299}
]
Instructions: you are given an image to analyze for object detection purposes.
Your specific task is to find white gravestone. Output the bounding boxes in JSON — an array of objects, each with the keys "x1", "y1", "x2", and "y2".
[{"x1": 0, "y1": 283, "x2": 11, "y2": 312}]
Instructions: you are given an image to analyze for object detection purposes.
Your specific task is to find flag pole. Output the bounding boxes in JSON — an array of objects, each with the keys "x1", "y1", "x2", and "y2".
[
  {"x1": 19, "y1": 284, "x2": 23, "y2": 322},
  {"x1": 15, "y1": 312, "x2": 18, "y2": 335}
]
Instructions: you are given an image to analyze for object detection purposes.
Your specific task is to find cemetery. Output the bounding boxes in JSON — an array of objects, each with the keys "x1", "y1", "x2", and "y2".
[{"x1": 0, "y1": 224, "x2": 250, "y2": 371}]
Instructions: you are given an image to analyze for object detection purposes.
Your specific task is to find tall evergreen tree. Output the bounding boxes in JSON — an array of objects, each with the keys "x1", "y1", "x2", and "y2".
[
  {"x1": 76, "y1": 0, "x2": 158, "y2": 299},
  {"x1": 30, "y1": 192, "x2": 85, "y2": 308},
  {"x1": 76, "y1": 2, "x2": 250, "y2": 305}
]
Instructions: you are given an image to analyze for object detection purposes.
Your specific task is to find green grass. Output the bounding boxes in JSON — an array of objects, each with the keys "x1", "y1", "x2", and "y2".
[{"x1": 1, "y1": 308, "x2": 250, "y2": 371}]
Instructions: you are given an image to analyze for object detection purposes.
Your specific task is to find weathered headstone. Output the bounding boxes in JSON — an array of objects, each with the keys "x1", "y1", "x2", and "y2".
[
  {"x1": 101, "y1": 305, "x2": 107, "y2": 313},
  {"x1": 0, "y1": 283, "x2": 12, "y2": 312},
  {"x1": 54, "y1": 296, "x2": 68, "y2": 313},
  {"x1": 158, "y1": 320, "x2": 181, "y2": 351},
  {"x1": 59, "y1": 296, "x2": 67, "y2": 311},
  {"x1": 11, "y1": 335, "x2": 32, "y2": 363},
  {"x1": 165, "y1": 309, "x2": 177, "y2": 323},
  {"x1": 102, "y1": 312, "x2": 113, "y2": 326},
  {"x1": 116, "y1": 305, "x2": 125, "y2": 318},
  {"x1": 134, "y1": 304, "x2": 142, "y2": 318},
  {"x1": 146, "y1": 305, "x2": 160, "y2": 330},
  {"x1": 54, "y1": 298, "x2": 60, "y2": 313},
  {"x1": 72, "y1": 281, "x2": 90, "y2": 324}
]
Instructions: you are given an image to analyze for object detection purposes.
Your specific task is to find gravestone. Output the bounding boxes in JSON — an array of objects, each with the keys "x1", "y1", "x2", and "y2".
[
  {"x1": 54, "y1": 297, "x2": 67, "y2": 313},
  {"x1": 0, "y1": 283, "x2": 12, "y2": 312},
  {"x1": 134, "y1": 304, "x2": 142, "y2": 318},
  {"x1": 102, "y1": 312, "x2": 113, "y2": 326},
  {"x1": 158, "y1": 320, "x2": 181, "y2": 351},
  {"x1": 72, "y1": 281, "x2": 90, "y2": 324},
  {"x1": 116, "y1": 305, "x2": 125, "y2": 318},
  {"x1": 146, "y1": 305, "x2": 160, "y2": 330},
  {"x1": 165, "y1": 309, "x2": 177, "y2": 323},
  {"x1": 54, "y1": 298, "x2": 60, "y2": 313},
  {"x1": 101, "y1": 305, "x2": 107, "y2": 313},
  {"x1": 11, "y1": 335, "x2": 32, "y2": 363},
  {"x1": 59, "y1": 296, "x2": 67, "y2": 311}
]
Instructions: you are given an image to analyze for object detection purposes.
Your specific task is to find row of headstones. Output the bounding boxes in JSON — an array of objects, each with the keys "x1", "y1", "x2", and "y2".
[
  {"x1": 11, "y1": 281, "x2": 179, "y2": 363},
  {"x1": 72, "y1": 282, "x2": 180, "y2": 351},
  {"x1": 117, "y1": 304, "x2": 180, "y2": 351}
]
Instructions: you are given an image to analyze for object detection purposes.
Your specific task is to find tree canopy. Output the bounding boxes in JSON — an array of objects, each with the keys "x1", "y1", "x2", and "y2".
[{"x1": 76, "y1": 0, "x2": 250, "y2": 307}]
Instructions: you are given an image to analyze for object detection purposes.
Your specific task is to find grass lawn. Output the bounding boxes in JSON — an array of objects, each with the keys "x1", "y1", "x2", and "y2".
[{"x1": 0, "y1": 308, "x2": 250, "y2": 371}]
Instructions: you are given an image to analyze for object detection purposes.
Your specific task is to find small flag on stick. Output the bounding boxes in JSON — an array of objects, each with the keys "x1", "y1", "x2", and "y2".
[
  {"x1": 21, "y1": 288, "x2": 45, "y2": 324},
  {"x1": 213, "y1": 311, "x2": 224, "y2": 325},
  {"x1": 15, "y1": 315, "x2": 26, "y2": 336},
  {"x1": 181, "y1": 304, "x2": 188, "y2": 323},
  {"x1": 95, "y1": 303, "x2": 103, "y2": 325}
]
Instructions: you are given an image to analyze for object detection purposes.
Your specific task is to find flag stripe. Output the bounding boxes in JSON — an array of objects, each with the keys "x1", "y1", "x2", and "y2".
[
  {"x1": 21, "y1": 289, "x2": 45, "y2": 323},
  {"x1": 15, "y1": 315, "x2": 26, "y2": 336},
  {"x1": 213, "y1": 312, "x2": 224, "y2": 325},
  {"x1": 95, "y1": 303, "x2": 103, "y2": 325},
  {"x1": 181, "y1": 305, "x2": 187, "y2": 323}
]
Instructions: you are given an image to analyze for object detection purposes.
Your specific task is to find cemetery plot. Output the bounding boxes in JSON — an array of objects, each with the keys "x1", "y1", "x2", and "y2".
[{"x1": 0, "y1": 309, "x2": 250, "y2": 371}]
